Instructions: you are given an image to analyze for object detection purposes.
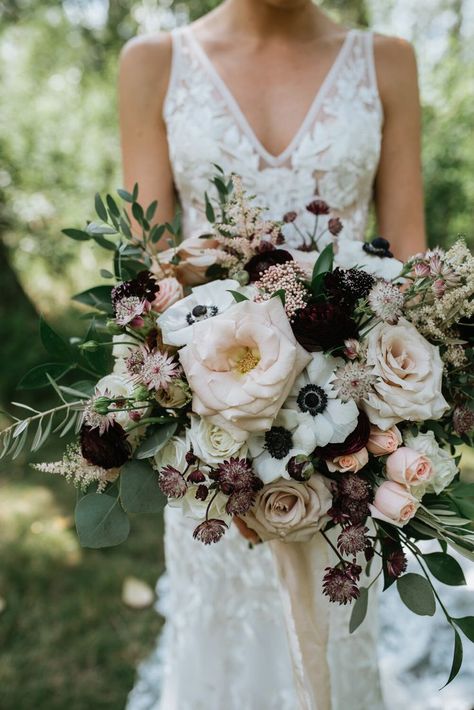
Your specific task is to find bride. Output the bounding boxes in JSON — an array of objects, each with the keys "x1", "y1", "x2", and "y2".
[{"x1": 119, "y1": 1, "x2": 426, "y2": 708}]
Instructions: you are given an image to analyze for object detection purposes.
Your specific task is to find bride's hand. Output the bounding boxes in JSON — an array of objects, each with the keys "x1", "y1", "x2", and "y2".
[{"x1": 233, "y1": 516, "x2": 261, "y2": 545}]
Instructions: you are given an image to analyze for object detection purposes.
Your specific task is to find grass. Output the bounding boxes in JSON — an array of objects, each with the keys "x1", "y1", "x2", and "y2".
[{"x1": 0, "y1": 442, "x2": 164, "y2": 710}]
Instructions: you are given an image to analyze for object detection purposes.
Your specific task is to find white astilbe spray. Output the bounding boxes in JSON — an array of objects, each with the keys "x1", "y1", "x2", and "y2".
[{"x1": 33, "y1": 443, "x2": 117, "y2": 492}]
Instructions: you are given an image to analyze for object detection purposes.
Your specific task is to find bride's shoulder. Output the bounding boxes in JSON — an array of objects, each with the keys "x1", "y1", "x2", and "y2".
[
  {"x1": 118, "y1": 32, "x2": 173, "y2": 110},
  {"x1": 371, "y1": 33, "x2": 419, "y2": 108}
]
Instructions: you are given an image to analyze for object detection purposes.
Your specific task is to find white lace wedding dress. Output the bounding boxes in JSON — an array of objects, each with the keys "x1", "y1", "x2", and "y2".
[{"x1": 127, "y1": 25, "x2": 386, "y2": 710}]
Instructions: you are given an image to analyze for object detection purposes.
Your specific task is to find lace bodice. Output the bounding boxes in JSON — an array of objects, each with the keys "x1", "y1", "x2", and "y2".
[{"x1": 163, "y1": 26, "x2": 383, "y2": 246}]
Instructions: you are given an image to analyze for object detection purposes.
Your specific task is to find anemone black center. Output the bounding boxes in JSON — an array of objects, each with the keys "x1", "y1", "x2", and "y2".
[
  {"x1": 186, "y1": 304, "x2": 218, "y2": 325},
  {"x1": 297, "y1": 384, "x2": 328, "y2": 416},
  {"x1": 264, "y1": 426, "x2": 293, "y2": 459}
]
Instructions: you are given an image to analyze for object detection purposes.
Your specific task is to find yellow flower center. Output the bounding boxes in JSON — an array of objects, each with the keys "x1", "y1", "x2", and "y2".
[{"x1": 234, "y1": 347, "x2": 260, "y2": 375}]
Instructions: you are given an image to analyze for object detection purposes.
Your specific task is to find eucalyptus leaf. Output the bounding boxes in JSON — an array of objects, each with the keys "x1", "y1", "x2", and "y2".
[
  {"x1": 453, "y1": 616, "x2": 474, "y2": 643},
  {"x1": 146, "y1": 200, "x2": 158, "y2": 222},
  {"x1": 18, "y1": 363, "x2": 70, "y2": 390},
  {"x1": 95, "y1": 192, "x2": 108, "y2": 222},
  {"x1": 134, "y1": 423, "x2": 178, "y2": 460},
  {"x1": 120, "y1": 459, "x2": 165, "y2": 514},
  {"x1": 442, "y1": 629, "x2": 463, "y2": 687},
  {"x1": 75, "y1": 492, "x2": 130, "y2": 548},
  {"x1": 62, "y1": 228, "x2": 90, "y2": 241},
  {"x1": 396, "y1": 573, "x2": 436, "y2": 616},
  {"x1": 40, "y1": 317, "x2": 72, "y2": 361},
  {"x1": 423, "y1": 552, "x2": 466, "y2": 586},
  {"x1": 349, "y1": 586, "x2": 369, "y2": 633}
]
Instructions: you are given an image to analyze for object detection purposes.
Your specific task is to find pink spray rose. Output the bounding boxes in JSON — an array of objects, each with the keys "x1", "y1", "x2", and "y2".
[
  {"x1": 366, "y1": 425, "x2": 402, "y2": 456},
  {"x1": 151, "y1": 277, "x2": 184, "y2": 313},
  {"x1": 386, "y1": 447, "x2": 433, "y2": 486},
  {"x1": 370, "y1": 481, "x2": 419, "y2": 527}
]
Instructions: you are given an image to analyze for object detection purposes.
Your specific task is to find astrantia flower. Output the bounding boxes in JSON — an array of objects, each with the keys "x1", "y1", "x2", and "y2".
[
  {"x1": 453, "y1": 406, "x2": 474, "y2": 436},
  {"x1": 324, "y1": 267, "x2": 375, "y2": 307},
  {"x1": 226, "y1": 488, "x2": 256, "y2": 515},
  {"x1": 368, "y1": 280, "x2": 404, "y2": 324},
  {"x1": 306, "y1": 199, "x2": 329, "y2": 215},
  {"x1": 332, "y1": 361, "x2": 379, "y2": 403},
  {"x1": 114, "y1": 296, "x2": 149, "y2": 327},
  {"x1": 193, "y1": 518, "x2": 228, "y2": 544},
  {"x1": 244, "y1": 248, "x2": 293, "y2": 282},
  {"x1": 291, "y1": 301, "x2": 359, "y2": 351},
  {"x1": 158, "y1": 465, "x2": 187, "y2": 498},
  {"x1": 322, "y1": 566, "x2": 360, "y2": 605},
  {"x1": 140, "y1": 349, "x2": 180, "y2": 391},
  {"x1": 80, "y1": 422, "x2": 131, "y2": 469},
  {"x1": 214, "y1": 457, "x2": 259, "y2": 495},
  {"x1": 338, "y1": 474, "x2": 372, "y2": 502},
  {"x1": 285, "y1": 352, "x2": 359, "y2": 448},
  {"x1": 337, "y1": 524, "x2": 369, "y2": 556},
  {"x1": 383, "y1": 540, "x2": 408, "y2": 579}
]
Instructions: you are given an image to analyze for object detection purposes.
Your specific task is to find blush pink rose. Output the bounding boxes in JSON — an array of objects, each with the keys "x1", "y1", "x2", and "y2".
[
  {"x1": 386, "y1": 447, "x2": 433, "y2": 485},
  {"x1": 151, "y1": 277, "x2": 184, "y2": 313},
  {"x1": 179, "y1": 298, "x2": 311, "y2": 438},
  {"x1": 370, "y1": 481, "x2": 419, "y2": 527},
  {"x1": 326, "y1": 447, "x2": 368, "y2": 473},
  {"x1": 151, "y1": 236, "x2": 226, "y2": 286},
  {"x1": 367, "y1": 425, "x2": 402, "y2": 456}
]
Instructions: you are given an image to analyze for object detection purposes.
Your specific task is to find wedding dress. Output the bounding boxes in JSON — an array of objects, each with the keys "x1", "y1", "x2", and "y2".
[{"x1": 127, "y1": 25, "x2": 386, "y2": 710}]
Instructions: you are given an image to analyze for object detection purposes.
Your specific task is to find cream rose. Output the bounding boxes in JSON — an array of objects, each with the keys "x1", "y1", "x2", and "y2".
[
  {"x1": 179, "y1": 298, "x2": 311, "y2": 438},
  {"x1": 362, "y1": 319, "x2": 449, "y2": 429},
  {"x1": 153, "y1": 435, "x2": 187, "y2": 472},
  {"x1": 367, "y1": 425, "x2": 402, "y2": 456},
  {"x1": 326, "y1": 447, "x2": 368, "y2": 473},
  {"x1": 151, "y1": 277, "x2": 184, "y2": 313},
  {"x1": 386, "y1": 447, "x2": 433, "y2": 486},
  {"x1": 370, "y1": 481, "x2": 419, "y2": 527},
  {"x1": 186, "y1": 415, "x2": 247, "y2": 466},
  {"x1": 153, "y1": 236, "x2": 226, "y2": 286},
  {"x1": 243, "y1": 474, "x2": 332, "y2": 542}
]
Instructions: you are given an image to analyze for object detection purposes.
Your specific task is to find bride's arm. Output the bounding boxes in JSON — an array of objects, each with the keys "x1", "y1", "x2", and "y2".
[
  {"x1": 118, "y1": 33, "x2": 176, "y2": 238},
  {"x1": 373, "y1": 36, "x2": 427, "y2": 260}
]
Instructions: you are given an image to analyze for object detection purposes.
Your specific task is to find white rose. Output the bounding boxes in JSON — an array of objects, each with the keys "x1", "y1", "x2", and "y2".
[
  {"x1": 362, "y1": 319, "x2": 449, "y2": 429},
  {"x1": 335, "y1": 239, "x2": 403, "y2": 280},
  {"x1": 153, "y1": 435, "x2": 188, "y2": 472},
  {"x1": 403, "y1": 430, "x2": 458, "y2": 496},
  {"x1": 157, "y1": 279, "x2": 243, "y2": 347},
  {"x1": 187, "y1": 415, "x2": 247, "y2": 466}
]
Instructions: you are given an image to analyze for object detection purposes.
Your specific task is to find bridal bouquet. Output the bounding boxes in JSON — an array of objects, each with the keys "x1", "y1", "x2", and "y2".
[{"x1": 2, "y1": 172, "x2": 473, "y2": 681}]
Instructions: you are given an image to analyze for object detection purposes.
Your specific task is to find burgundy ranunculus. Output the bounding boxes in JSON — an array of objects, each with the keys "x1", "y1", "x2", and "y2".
[
  {"x1": 315, "y1": 411, "x2": 370, "y2": 459},
  {"x1": 291, "y1": 301, "x2": 358, "y2": 351},
  {"x1": 244, "y1": 249, "x2": 293, "y2": 282},
  {"x1": 80, "y1": 422, "x2": 131, "y2": 469}
]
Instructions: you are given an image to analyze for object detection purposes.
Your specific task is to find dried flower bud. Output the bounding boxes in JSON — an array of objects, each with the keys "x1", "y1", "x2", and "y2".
[
  {"x1": 195, "y1": 484, "x2": 209, "y2": 501},
  {"x1": 306, "y1": 199, "x2": 329, "y2": 216},
  {"x1": 343, "y1": 338, "x2": 360, "y2": 360},
  {"x1": 286, "y1": 455, "x2": 314, "y2": 481},
  {"x1": 185, "y1": 449, "x2": 197, "y2": 465},
  {"x1": 188, "y1": 468, "x2": 206, "y2": 484},
  {"x1": 328, "y1": 217, "x2": 343, "y2": 236},
  {"x1": 283, "y1": 210, "x2": 298, "y2": 223}
]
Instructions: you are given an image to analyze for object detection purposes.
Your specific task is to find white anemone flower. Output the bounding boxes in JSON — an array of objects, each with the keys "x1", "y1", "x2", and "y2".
[
  {"x1": 248, "y1": 409, "x2": 318, "y2": 484},
  {"x1": 335, "y1": 239, "x2": 404, "y2": 281},
  {"x1": 157, "y1": 279, "x2": 243, "y2": 347},
  {"x1": 286, "y1": 353, "x2": 359, "y2": 448}
]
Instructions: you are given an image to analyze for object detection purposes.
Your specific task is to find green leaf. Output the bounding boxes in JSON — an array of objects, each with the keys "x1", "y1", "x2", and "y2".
[
  {"x1": 86, "y1": 221, "x2": 117, "y2": 236},
  {"x1": 18, "y1": 363, "x2": 70, "y2": 390},
  {"x1": 450, "y1": 483, "x2": 474, "y2": 497},
  {"x1": 423, "y1": 552, "x2": 466, "y2": 586},
  {"x1": 453, "y1": 616, "x2": 474, "y2": 643},
  {"x1": 120, "y1": 460, "x2": 165, "y2": 514},
  {"x1": 106, "y1": 194, "x2": 120, "y2": 217},
  {"x1": 132, "y1": 182, "x2": 139, "y2": 202},
  {"x1": 454, "y1": 497, "x2": 474, "y2": 521},
  {"x1": 92, "y1": 234, "x2": 117, "y2": 251},
  {"x1": 442, "y1": 628, "x2": 463, "y2": 687},
  {"x1": 40, "y1": 317, "x2": 72, "y2": 361},
  {"x1": 75, "y1": 493, "x2": 130, "y2": 548},
  {"x1": 73, "y1": 286, "x2": 114, "y2": 314},
  {"x1": 349, "y1": 586, "x2": 369, "y2": 633},
  {"x1": 205, "y1": 192, "x2": 215, "y2": 223},
  {"x1": 134, "y1": 423, "x2": 178, "y2": 460},
  {"x1": 117, "y1": 188, "x2": 133, "y2": 203},
  {"x1": 119, "y1": 216, "x2": 132, "y2": 239},
  {"x1": 94, "y1": 193, "x2": 108, "y2": 222},
  {"x1": 82, "y1": 322, "x2": 111, "y2": 376},
  {"x1": 228, "y1": 290, "x2": 249, "y2": 303},
  {"x1": 150, "y1": 224, "x2": 165, "y2": 243},
  {"x1": 311, "y1": 243, "x2": 334, "y2": 283},
  {"x1": 146, "y1": 200, "x2": 158, "y2": 222},
  {"x1": 61, "y1": 228, "x2": 90, "y2": 241},
  {"x1": 396, "y1": 573, "x2": 436, "y2": 616},
  {"x1": 100, "y1": 269, "x2": 114, "y2": 279},
  {"x1": 132, "y1": 202, "x2": 144, "y2": 224},
  {"x1": 271, "y1": 289, "x2": 286, "y2": 305}
]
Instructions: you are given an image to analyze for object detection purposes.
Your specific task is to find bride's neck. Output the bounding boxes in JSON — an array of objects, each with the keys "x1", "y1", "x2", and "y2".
[{"x1": 215, "y1": 0, "x2": 336, "y2": 41}]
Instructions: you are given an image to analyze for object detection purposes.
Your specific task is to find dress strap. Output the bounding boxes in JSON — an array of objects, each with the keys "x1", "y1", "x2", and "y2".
[
  {"x1": 162, "y1": 27, "x2": 185, "y2": 120},
  {"x1": 363, "y1": 30, "x2": 381, "y2": 102}
]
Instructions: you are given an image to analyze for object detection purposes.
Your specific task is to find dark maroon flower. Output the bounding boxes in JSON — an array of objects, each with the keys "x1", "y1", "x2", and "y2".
[
  {"x1": 337, "y1": 524, "x2": 369, "y2": 556},
  {"x1": 226, "y1": 488, "x2": 256, "y2": 515},
  {"x1": 158, "y1": 465, "x2": 187, "y2": 498},
  {"x1": 291, "y1": 301, "x2": 358, "y2": 351},
  {"x1": 324, "y1": 268, "x2": 375, "y2": 307},
  {"x1": 283, "y1": 210, "x2": 298, "y2": 223},
  {"x1": 362, "y1": 237, "x2": 393, "y2": 258},
  {"x1": 111, "y1": 270, "x2": 159, "y2": 306},
  {"x1": 315, "y1": 412, "x2": 370, "y2": 459},
  {"x1": 338, "y1": 474, "x2": 372, "y2": 503},
  {"x1": 193, "y1": 519, "x2": 228, "y2": 545},
  {"x1": 215, "y1": 458, "x2": 260, "y2": 495},
  {"x1": 185, "y1": 449, "x2": 197, "y2": 465},
  {"x1": 457, "y1": 315, "x2": 474, "y2": 343},
  {"x1": 244, "y1": 249, "x2": 293, "y2": 282},
  {"x1": 188, "y1": 468, "x2": 206, "y2": 484},
  {"x1": 453, "y1": 406, "x2": 474, "y2": 436},
  {"x1": 328, "y1": 217, "x2": 343, "y2": 236},
  {"x1": 306, "y1": 199, "x2": 329, "y2": 216},
  {"x1": 322, "y1": 566, "x2": 360, "y2": 604},
  {"x1": 342, "y1": 497, "x2": 371, "y2": 525},
  {"x1": 286, "y1": 455, "x2": 314, "y2": 481},
  {"x1": 364, "y1": 541, "x2": 375, "y2": 562},
  {"x1": 383, "y1": 540, "x2": 408, "y2": 579},
  {"x1": 195, "y1": 484, "x2": 209, "y2": 502},
  {"x1": 80, "y1": 422, "x2": 130, "y2": 469}
]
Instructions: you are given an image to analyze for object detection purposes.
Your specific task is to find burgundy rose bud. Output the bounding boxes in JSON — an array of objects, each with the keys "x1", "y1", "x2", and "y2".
[
  {"x1": 328, "y1": 217, "x2": 343, "y2": 236},
  {"x1": 195, "y1": 484, "x2": 209, "y2": 502},
  {"x1": 188, "y1": 468, "x2": 206, "y2": 484},
  {"x1": 315, "y1": 412, "x2": 370, "y2": 459},
  {"x1": 225, "y1": 488, "x2": 256, "y2": 515},
  {"x1": 158, "y1": 465, "x2": 187, "y2": 499},
  {"x1": 193, "y1": 519, "x2": 228, "y2": 545},
  {"x1": 283, "y1": 210, "x2": 298, "y2": 223},
  {"x1": 80, "y1": 422, "x2": 131, "y2": 469},
  {"x1": 244, "y1": 249, "x2": 293, "y2": 283},
  {"x1": 306, "y1": 199, "x2": 330, "y2": 216},
  {"x1": 286, "y1": 454, "x2": 314, "y2": 481},
  {"x1": 185, "y1": 449, "x2": 197, "y2": 465},
  {"x1": 291, "y1": 301, "x2": 358, "y2": 351}
]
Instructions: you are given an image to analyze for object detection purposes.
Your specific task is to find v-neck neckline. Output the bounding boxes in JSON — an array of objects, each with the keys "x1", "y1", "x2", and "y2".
[{"x1": 184, "y1": 26, "x2": 356, "y2": 167}]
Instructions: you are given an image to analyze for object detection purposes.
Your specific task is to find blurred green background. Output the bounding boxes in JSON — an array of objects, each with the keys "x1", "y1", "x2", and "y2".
[{"x1": 0, "y1": 1, "x2": 473, "y2": 708}]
